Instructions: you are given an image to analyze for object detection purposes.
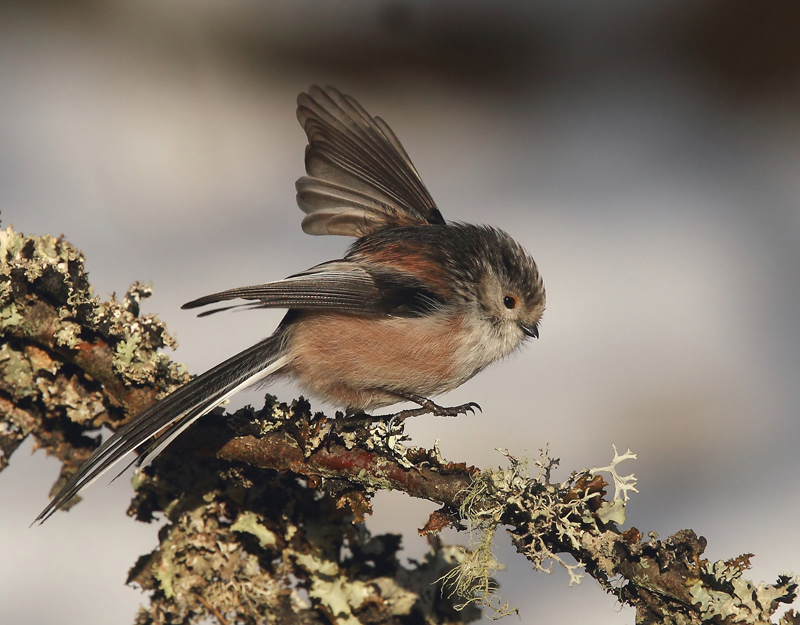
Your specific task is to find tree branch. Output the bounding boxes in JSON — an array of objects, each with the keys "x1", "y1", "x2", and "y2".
[{"x1": 2, "y1": 224, "x2": 797, "y2": 625}]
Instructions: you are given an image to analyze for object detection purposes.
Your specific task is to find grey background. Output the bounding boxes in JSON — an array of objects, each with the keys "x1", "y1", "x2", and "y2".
[{"x1": 1, "y1": 2, "x2": 799, "y2": 623}]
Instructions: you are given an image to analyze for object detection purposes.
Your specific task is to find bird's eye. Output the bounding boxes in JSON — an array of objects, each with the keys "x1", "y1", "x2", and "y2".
[{"x1": 503, "y1": 295, "x2": 517, "y2": 309}]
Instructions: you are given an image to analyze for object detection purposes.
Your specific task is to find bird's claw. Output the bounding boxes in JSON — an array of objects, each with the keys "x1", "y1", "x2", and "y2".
[
  {"x1": 460, "y1": 401, "x2": 482, "y2": 415},
  {"x1": 428, "y1": 400, "x2": 481, "y2": 417},
  {"x1": 389, "y1": 398, "x2": 481, "y2": 422}
]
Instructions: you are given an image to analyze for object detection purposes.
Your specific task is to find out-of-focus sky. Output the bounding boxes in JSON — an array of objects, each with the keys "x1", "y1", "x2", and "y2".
[{"x1": 2, "y1": 2, "x2": 799, "y2": 623}]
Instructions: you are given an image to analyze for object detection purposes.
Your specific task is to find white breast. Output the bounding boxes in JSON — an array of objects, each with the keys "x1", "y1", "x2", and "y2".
[{"x1": 450, "y1": 308, "x2": 526, "y2": 385}]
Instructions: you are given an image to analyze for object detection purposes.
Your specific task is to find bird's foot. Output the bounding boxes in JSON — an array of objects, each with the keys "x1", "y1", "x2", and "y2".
[
  {"x1": 389, "y1": 396, "x2": 481, "y2": 422},
  {"x1": 336, "y1": 396, "x2": 480, "y2": 435}
]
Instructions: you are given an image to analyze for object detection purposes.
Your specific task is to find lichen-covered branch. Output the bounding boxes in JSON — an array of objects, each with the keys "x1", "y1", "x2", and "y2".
[
  {"x1": 0, "y1": 224, "x2": 190, "y2": 502},
  {"x1": 1, "y1": 224, "x2": 797, "y2": 625}
]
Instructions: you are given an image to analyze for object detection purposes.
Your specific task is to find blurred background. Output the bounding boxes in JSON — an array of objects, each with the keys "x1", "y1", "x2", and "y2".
[{"x1": 2, "y1": 1, "x2": 799, "y2": 623}]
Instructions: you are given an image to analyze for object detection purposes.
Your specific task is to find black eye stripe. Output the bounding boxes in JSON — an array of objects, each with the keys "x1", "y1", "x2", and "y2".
[{"x1": 503, "y1": 295, "x2": 517, "y2": 309}]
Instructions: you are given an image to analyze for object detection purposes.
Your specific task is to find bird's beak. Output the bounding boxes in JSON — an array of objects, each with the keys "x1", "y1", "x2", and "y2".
[{"x1": 520, "y1": 323, "x2": 539, "y2": 339}]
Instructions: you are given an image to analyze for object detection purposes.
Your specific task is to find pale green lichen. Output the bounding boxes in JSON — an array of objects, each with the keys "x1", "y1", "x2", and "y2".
[
  {"x1": 689, "y1": 560, "x2": 798, "y2": 623},
  {"x1": 231, "y1": 511, "x2": 277, "y2": 549},
  {"x1": 0, "y1": 302, "x2": 23, "y2": 330},
  {"x1": 153, "y1": 541, "x2": 178, "y2": 600},
  {"x1": 313, "y1": 577, "x2": 369, "y2": 625},
  {"x1": 360, "y1": 418, "x2": 414, "y2": 468},
  {"x1": 371, "y1": 576, "x2": 419, "y2": 616},
  {"x1": 296, "y1": 550, "x2": 370, "y2": 625},
  {"x1": 0, "y1": 343, "x2": 35, "y2": 395},
  {"x1": 52, "y1": 320, "x2": 83, "y2": 349},
  {"x1": 294, "y1": 551, "x2": 341, "y2": 578}
]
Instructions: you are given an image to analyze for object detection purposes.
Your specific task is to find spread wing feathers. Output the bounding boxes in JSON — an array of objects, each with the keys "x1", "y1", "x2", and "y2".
[
  {"x1": 35, "y1": 334, "x2": 289, "y2": 523},
  {"x1": 181, "y1": 261, "x2": 384, "y2": 317},
  {"x1": 296, "y1": 85, "x2": 445, "y2": 237}
]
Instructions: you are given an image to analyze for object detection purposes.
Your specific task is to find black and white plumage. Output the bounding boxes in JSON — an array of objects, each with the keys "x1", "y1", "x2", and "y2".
[{"x1": 36, "y1": 86, "x2": 545, "y2": 523}]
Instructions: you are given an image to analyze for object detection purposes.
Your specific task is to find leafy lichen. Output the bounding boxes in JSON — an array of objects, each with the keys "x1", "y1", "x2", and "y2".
[{"x1": 688, "y1": 560, "x2": 798, "y2": 623}]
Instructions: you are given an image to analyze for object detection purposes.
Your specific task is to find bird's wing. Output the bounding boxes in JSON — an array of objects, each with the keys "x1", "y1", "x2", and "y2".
[
  {"x1": 182, "y1": 261, "x2": 383, "y2": 316},
  {"x1": 182, "y1": 260, "x2": 444, "y2": 317},
  {"x1": 296, "y1": 85, "x2": 445, "y2": 237}
]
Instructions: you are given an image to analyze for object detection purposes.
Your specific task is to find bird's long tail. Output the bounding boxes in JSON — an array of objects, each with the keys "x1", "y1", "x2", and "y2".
[{"x1": 35, "y1": 331, "x2": 290, "y2": 523}]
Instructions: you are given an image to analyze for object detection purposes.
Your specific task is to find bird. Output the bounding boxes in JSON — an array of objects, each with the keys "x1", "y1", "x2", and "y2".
[{"x1": 36, "y1": 85, "x2": 545, "y2": 523}]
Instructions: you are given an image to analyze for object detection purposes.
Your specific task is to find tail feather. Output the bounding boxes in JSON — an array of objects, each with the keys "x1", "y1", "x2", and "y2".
[{"x1": 35, "y1": 332, "x2": 289, "y2": 524}]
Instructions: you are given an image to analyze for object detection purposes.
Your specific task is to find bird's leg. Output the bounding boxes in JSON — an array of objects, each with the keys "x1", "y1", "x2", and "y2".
[
  {"x1": 335, "y1": 395, "x2": 480, "y2": 438},
  {"x1": 388, "y1": 394, "x2": 481, "y2": 422}
]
